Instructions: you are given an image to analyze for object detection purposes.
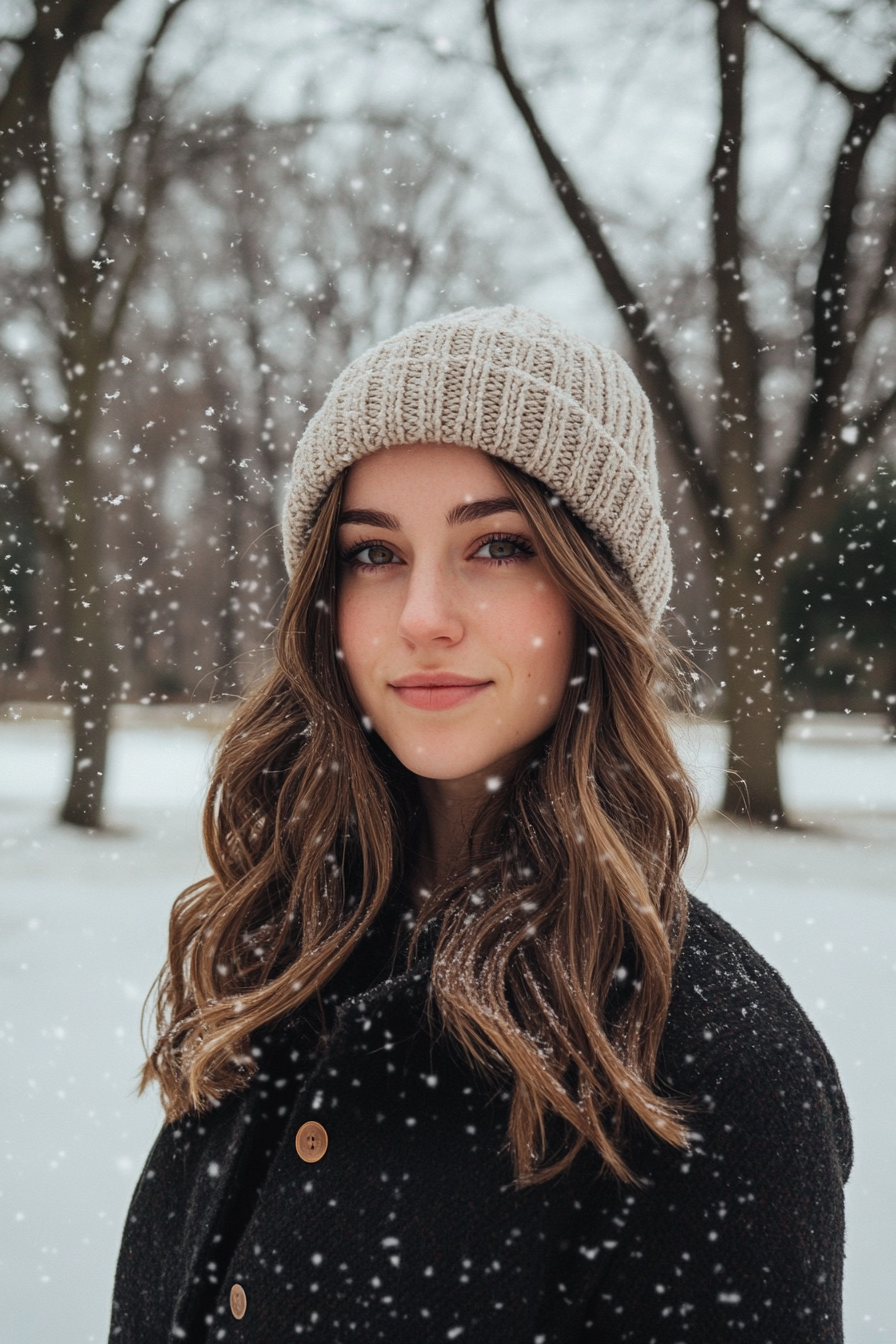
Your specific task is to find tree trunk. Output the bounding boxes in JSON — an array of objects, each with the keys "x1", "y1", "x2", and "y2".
[
  {"x1": 214, "y1": 416, "x2": 245, "y2": 700},
  {"x1": 59, "y1": 409, "x2": 113, "y2": 829},
  {"x1": 719, "y1": 559, "x2": 786, "y2": 823},
  {"x1": 61, "y1": 670, "x2": 112, "y2": 828}
]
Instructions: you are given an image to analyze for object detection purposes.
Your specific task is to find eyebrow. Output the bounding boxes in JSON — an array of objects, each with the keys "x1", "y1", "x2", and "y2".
[
  {"x1": 446, "y1": 496, "x2": 520, "y2": 525},
  {"x1": 338, "y1": 508, "x2": 400, "y2": 529},
  {"x1": 338, "y1": 497, "x2": 521, "y2": 530}
]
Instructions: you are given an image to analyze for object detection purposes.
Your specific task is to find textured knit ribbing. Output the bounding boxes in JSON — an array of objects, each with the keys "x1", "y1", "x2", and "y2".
[{"x1": 282, "y1": 306, "x2": 673, "y2": 626}]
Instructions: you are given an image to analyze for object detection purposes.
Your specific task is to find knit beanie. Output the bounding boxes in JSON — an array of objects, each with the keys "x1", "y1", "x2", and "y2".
[{"x1": 282, "y1": 305, "x2": 672, "y2": 627}]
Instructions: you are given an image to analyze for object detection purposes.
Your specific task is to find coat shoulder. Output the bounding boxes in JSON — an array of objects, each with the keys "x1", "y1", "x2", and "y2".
[{"x1": 660, "y1": 894, "x2": 853, "y2": 1180}]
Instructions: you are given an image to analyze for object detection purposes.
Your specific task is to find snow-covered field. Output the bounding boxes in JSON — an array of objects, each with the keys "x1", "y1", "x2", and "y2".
[{"x1": 1, "y1": 713, "x2": 894, "y2": 1343}]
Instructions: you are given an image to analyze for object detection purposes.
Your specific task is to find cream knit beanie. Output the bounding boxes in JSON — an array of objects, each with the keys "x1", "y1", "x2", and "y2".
[{"x1": 282, "y1": 305, "x2": 672, "y2": 627}]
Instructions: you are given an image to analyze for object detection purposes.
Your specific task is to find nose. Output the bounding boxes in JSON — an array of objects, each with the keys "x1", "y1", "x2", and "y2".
[{"x1": 396, "y1": 558, "x2": 465, "y2": 649}]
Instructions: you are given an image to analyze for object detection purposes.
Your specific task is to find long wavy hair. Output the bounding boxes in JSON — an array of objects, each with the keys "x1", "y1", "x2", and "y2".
[{"x1": 142, "y1": 457, "x2": 698, "y2": 1183}]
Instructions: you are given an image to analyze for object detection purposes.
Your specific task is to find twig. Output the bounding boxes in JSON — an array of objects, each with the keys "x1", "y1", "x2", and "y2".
[
  {"x1": 483, "y1": 0, "x2": 718, "y2": 522},
  {"x1": 753, "y1": 13, "x2": 866, "y2": 104}
]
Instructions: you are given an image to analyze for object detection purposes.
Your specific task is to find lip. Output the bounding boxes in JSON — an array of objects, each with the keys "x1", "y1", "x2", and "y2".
[{"x1": 389, "y1": 671, "x2": 492, "y2": 711}]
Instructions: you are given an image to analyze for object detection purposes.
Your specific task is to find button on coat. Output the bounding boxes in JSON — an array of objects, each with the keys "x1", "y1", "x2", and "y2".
[{"x1": 295, "y1": 1120, "x2": 328, "y2": 1162}]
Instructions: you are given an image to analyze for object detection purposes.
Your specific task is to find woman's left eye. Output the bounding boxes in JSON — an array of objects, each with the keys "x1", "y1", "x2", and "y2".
[{"x1": 472, "y1": 535, "x2": 533, "y2": 562}]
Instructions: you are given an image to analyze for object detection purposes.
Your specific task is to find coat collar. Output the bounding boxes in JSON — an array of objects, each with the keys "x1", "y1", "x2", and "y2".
[{"x1": 331, "y1": 914, "x2": 437, "y2": 1036}]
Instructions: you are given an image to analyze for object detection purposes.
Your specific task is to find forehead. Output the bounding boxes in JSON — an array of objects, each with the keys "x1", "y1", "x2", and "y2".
[{"x1": 342, "y1": 442, "x2": 506, "y2": 508}]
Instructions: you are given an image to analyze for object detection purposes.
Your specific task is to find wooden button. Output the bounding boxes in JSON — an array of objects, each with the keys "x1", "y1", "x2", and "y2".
[
  {"x1": 295, "y1": 1119, "x2": 328, "y2": 1163},
  {"x1": 230, "y1": 1283, "x2": 247, "y2": 1319}
]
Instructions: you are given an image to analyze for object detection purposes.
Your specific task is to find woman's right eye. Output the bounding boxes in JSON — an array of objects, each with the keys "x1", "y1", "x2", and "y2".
[{"x1": 349, "y1": 544, "x2": 399, "y2": 567}]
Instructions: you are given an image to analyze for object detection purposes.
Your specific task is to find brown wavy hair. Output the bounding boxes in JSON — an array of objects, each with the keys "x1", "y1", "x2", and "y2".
[{"x1": 142, "y1": 458, "x2": 698, "y2": 1183}]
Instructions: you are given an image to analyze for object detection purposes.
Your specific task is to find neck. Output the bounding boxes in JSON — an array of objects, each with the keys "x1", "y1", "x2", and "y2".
[
  {"x1": 409, "y1": 750, "x2": 525, "y2": 909},
  {"x1": 413, "y1": 778, "x2": 480, "y2": 900}
]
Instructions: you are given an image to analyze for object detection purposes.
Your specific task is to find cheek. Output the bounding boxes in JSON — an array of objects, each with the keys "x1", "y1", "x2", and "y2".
[
  {"x1": 535, "y1": 621, "x2": 576, "y2": 703},
  {"x1": 336, "y1": 588, "x2": 378, "y2": 687},
  {"x1": 497, "y1": 586, "x2": 575, "y2": 694}
]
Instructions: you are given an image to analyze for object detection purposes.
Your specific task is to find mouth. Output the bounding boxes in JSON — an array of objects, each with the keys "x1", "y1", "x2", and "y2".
[{"x1": 389, "y1": 672, "x2": 492, "y2": 711}]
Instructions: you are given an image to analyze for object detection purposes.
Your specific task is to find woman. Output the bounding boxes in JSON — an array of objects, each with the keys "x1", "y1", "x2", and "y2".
[{"x1": 111, "y1": 307, "x2": 851, "y2": 1343}]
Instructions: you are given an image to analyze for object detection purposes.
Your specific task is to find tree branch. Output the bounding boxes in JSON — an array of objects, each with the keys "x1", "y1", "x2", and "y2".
[
  {"x1": 850, "y1": 196, "x2": 896, "y2": 350},
  {"x1": 31, "y1": 118, "x2": 85, "y2": 292},
  {"x1": 95, "y1": 0, "x2": 190, "y2": 260},
  {"x1": 778, "y1": 54, "x2": 896, "y2": 521},
  {"x1": 753, "y1": 12, "x2": 866, "y2": 104},
  {"x1": 774, "y1": 375, "x2": 896, "y2": 552},
  {"x1": 232, "y1": 169, "x2": 280, "y2": 488},
  {"x1": 100, "y1": 237, "x2": 146, "y2": 350},
  {"x1": 483, "y1": 0, "x2": 719, "y2": 523},
  {"x1": 98, "y1": 159, "x2": 166, "y2": 346},
  {"x1": 857, "y1": 381, "x2": 896, "y2": 450},
  {"x1": 74, "y1": 59, "x2": 97, "y2": 194},
  {"x1": 709, "y1": 0, "x2": 762, "y2": 494},
  {"x1": 813, "y1": 62, "x2": 896, "y2": 394}
]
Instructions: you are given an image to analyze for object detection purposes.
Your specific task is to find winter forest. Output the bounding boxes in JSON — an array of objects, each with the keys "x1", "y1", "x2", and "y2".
[{"x1": 1, "y1": 0, "x2": 895, "y2": 1340}]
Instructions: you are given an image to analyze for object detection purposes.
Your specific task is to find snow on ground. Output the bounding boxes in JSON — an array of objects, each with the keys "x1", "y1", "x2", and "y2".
[{"x1": 1, "y1": 712, "x2": 894, "y2": 1343}]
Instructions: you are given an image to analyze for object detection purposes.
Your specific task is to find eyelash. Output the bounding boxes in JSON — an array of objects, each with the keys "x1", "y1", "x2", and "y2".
[
  {"x1": 338, "y1": 531, "x2": 536, "y2": 571},
  {"x1": 475, "y1": 531, "x2": 536, "y2": 564},
  {"x1": 338, "y1": 537, "x2": 396, "y2": 571}
]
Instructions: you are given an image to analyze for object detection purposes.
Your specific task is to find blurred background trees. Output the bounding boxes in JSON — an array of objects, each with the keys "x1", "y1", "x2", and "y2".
[
  {"x1": 1, "y1": 0, "x2": 894, "y2": 826},
  {"x1": 0, "y1": 0, "x2": 506, "y2": 825}
]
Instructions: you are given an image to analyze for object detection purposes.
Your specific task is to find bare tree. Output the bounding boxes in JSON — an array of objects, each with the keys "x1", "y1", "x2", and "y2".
[
  {"x1": 485, "y1": 0, "x2": 896, "y2": 822},
  {"x1": 0, "y1": 0, "x2": 188, "y2": 826},
  {"x1": 0, "y1": 7, "x2": 511, "y2": 829}
]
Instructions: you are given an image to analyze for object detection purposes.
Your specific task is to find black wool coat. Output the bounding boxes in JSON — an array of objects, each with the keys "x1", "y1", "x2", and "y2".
[{"x1": 110, "y1": 897, "x2": 852, "y2": 1344}]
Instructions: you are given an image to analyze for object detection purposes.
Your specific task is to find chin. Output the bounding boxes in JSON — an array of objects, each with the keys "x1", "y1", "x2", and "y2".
[{"x1": 390, "y1": 740, "x2": 506, "y2": 783}]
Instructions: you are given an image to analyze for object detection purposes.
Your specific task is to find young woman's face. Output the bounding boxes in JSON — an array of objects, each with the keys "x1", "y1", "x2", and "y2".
[{"x1": 336, "y1": 443, "x2": 576, "y2": 784}]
